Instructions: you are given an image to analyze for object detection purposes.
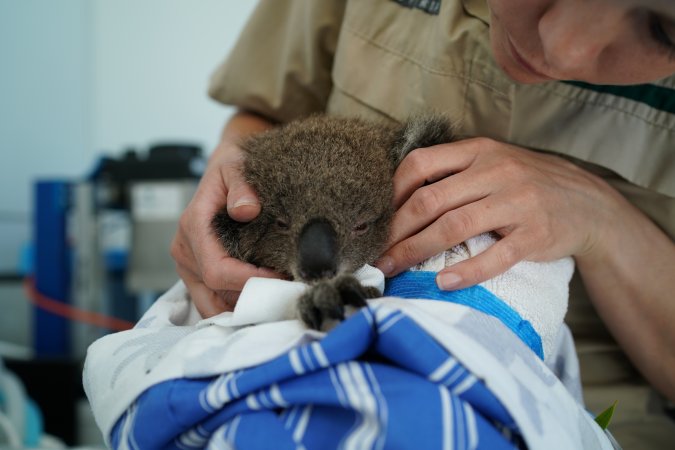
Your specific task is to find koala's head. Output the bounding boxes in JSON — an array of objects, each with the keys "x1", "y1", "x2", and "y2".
[
  {"x1": 237, "y1": 116, "x2": 399, "y2": 282},
  {"x1": 213, "y1": 114, "x2": 454, "y2": 283}
]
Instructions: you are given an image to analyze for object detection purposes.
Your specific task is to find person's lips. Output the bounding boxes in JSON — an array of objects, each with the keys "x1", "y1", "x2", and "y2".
[{"x1": 507, "y1": 36, "x2": 552, "y2": 80}]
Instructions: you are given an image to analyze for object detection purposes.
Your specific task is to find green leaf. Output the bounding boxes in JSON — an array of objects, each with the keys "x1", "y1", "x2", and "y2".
[{"x1": 594, "y1": 401, "x2": 618, "y2": 430}]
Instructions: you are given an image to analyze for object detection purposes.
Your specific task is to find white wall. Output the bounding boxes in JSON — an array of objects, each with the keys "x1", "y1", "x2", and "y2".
[
  {"x1": 0, "y1": 1, "x2": 90, "y2": 272},
  {"x1": 0, "y1": 0, "x2": 257, "y2": 271},
  {"x1": 90, "y1": 0, "x2": 256, "y2": 153}
]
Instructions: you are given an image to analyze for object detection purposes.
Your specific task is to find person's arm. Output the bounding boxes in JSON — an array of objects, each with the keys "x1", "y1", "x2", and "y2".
[
  {"x1": 170, "y1": 110, "x2": 282, "y2": 317},
  {"x1": 575, "y1": 193, "x2": 675, "y2": 401},
  {"x1": 377, "y1": 137, "x2": 675, "y2": 400}
]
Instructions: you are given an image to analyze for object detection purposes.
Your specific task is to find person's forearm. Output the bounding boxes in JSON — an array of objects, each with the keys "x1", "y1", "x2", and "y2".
[{"x1": 576, "y1": 191, "x2": 675, "y2": 401}]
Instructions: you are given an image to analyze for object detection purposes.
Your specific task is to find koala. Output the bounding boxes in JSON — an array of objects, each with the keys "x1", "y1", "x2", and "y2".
[{"x1": 212, "y1": 114, "x2": 455, "y2": 330}]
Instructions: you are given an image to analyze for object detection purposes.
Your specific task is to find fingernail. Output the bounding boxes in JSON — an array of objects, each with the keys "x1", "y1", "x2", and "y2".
[
  {"x1": 232, "y1": 196, "x2": 259, "y2": 209},
  {"x1": 375, "y1": 256, "x2": 395, "y2": 276},
  {"x1": 437, "y1": 272, "x2": 462, "y2": 290}
]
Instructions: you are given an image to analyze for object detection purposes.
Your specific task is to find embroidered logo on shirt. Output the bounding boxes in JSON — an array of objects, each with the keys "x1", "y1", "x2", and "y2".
[{"x1": 392, "y1": 0, "x2": 441, "y2": 15}]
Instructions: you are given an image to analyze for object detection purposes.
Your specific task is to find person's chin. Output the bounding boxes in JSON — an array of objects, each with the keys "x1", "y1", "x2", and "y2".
[{"x1": 492, "y1": 38, "x2": 554, "y2": 84}]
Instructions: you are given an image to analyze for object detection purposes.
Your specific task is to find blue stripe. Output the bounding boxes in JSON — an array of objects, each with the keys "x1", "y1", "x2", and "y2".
[
  {"x1": 282, "y1": 406, "x2": 299, "y2": 430},
  {"x1": 384, "y1": 271, "x2": 544, "y2": 359},
  {"x1": 301, "y1": 345, "x2": 315, "y2": 371}
]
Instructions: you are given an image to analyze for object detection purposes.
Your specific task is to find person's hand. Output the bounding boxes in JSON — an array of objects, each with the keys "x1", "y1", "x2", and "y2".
[
  {"x1": 171, "y1": 139, "x2": 282, "y2": 318},
  {"x1": 376, "y1": 137, "x2": 619, "y2": 289}
]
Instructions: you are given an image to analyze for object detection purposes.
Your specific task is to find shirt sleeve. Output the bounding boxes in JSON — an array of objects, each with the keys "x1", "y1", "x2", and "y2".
[{"x1": 208, "y1": 0, "x2": 346, "y2": 123}]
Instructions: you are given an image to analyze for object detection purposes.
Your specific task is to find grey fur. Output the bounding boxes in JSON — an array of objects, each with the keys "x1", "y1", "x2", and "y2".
[{"x1": 212, "y1": 114, "x2": 454, "y2": 329}]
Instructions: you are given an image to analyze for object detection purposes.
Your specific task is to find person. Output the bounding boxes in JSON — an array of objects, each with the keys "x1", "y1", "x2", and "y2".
[{"x1": 171, "y1": 0, "x2": 675, "y2": 447}]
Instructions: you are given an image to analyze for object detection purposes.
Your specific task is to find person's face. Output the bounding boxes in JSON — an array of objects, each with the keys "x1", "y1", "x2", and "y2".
[{"x1": 486, "y1": 0, "x2": 675, "y2": 84}]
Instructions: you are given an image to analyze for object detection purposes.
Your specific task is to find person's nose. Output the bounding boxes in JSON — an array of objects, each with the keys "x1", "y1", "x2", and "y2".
[{"x1": 539, "y1": 1, "x2": 624, "y2": 78}]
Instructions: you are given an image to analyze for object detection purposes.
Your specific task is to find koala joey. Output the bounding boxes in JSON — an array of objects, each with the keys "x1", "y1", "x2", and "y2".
[{"x1": 212, "y1": 114, "x2": 455, "y2": 330}]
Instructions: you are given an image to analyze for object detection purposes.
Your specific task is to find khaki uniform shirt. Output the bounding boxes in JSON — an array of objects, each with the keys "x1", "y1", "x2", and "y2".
[{"x1": 209, "y1": 1, "x2": 675, "y2": 447}]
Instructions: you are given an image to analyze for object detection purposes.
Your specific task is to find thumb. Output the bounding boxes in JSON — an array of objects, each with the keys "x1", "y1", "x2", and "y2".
[{"x1": 226, "y1": 175, "x2": 260, "y2": 222}]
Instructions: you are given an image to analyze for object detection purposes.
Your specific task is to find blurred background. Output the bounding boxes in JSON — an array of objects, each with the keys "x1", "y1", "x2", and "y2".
[{"x1": 0, "y1": 0, "x2": 256, "y2": 447}]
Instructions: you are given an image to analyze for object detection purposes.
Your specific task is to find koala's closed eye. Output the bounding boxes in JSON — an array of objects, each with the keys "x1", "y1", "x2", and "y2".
[
  {"x1": 275, "y1": 218, "x2": 290, "y2": 230},
  {"x1": 352, "y1": 222, "x2": 370, "y2": 235},
  {"x1": 212, "y1": 114, "x2": 455, "y2": 330}
]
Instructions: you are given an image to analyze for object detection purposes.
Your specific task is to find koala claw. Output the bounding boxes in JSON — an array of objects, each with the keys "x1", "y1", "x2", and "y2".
[
  {"x1": 298, "y1": 281, "x2": 343, "y2": 330},
  {"x1": 298, "y1": 275, "x2": 380, "y2": 331}
]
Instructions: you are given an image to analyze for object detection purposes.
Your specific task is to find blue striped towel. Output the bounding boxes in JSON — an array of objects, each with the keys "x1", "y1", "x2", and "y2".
[{"x1": 111, "y1": 305, "x2": 521, "y2": 450}]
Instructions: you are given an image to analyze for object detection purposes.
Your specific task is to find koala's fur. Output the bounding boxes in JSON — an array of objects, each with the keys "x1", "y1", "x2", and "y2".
[{"x1": 212, "y1": 114, "x2": 454, "y2": 329}]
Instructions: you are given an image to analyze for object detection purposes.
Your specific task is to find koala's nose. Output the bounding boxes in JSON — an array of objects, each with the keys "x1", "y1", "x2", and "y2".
[{"x1": 298, "y1": 219, "x2": 338, "y2": 281}]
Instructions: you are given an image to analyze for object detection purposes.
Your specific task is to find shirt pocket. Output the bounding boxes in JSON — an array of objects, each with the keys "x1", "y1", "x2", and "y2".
[{"x1": 326, "y1": 0, "x2": 513, "y2": 141}]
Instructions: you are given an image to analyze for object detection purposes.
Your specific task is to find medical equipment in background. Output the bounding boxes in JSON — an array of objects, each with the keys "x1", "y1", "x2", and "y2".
[
  {"x1": 11, "y1": 144, "x2": 204, "y2": 446},
  {"x1": 31, "y1": 143, "x2": 204, "y2": 359},
  {"x1": 29, "y1": 144, "x2": 205, "y2": 357},
  {"x1": 0, "y1": 357, "x2": 56, "y2": 448}
]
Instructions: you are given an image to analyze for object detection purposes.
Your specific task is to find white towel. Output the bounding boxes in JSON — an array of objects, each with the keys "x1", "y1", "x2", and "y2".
[{"x1": 413, "y1": 233, "x2": 575, "y2": 358}]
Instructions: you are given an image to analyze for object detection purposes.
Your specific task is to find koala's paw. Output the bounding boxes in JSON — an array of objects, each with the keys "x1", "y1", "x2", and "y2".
[{"x1": 297, "y1": 275, "x2": 380, "y2": 331}]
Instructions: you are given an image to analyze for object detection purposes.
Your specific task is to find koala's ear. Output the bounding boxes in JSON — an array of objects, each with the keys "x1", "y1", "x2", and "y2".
[{"x1": 389, "y1": 114, "x2": 456, "y2": 166}]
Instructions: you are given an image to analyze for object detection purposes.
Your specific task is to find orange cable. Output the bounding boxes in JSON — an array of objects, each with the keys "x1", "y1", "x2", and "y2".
[{"x1": 23, "y1": 277, "x2": 135, "y2": 331}]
